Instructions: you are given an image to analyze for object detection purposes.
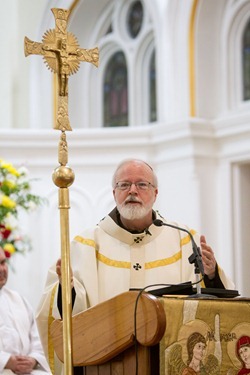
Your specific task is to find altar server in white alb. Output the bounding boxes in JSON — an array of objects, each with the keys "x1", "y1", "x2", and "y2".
[
  {"x1": 36, "y1": 158, "x2": 235, "y2": 373},
  {"x1": 0, "y1": 247, "x2": 51, "y2": 375}
]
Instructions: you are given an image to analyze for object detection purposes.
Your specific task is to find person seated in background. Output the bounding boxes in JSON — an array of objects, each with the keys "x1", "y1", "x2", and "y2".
[
  {"x1": 0, "y1": 247, "x2": 51, "y2": 375},
  {"x1": 36, "y1": 158, "x2": 235, "y2": 375}
]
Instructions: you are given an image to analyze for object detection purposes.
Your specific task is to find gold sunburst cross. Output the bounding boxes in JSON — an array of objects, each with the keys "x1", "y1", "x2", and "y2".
[{"x1": 24, "y1": 8, "x2": 99, "y2": 131}]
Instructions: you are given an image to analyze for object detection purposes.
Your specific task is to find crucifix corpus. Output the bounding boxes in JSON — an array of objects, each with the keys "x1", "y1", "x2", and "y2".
[
  {"x1": 24, "y1": 8, "x2": 99, "y2": 375},
  {"x1": 25, "y1": 7, "x2": 98, "y2": 134}
]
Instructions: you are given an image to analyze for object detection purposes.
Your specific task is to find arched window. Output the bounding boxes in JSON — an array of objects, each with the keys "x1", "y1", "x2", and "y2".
[
  {"x1": 127, "y1": 1, "x2": 144, "y2": 39},
  {"x1": 243, "y1": 19, "x2": 250, "y2": 100},
  {"x1": 100, "y1": 0, "x2": 156, "y2": 127},
  {"x1": 149, "y1": 50, "x2": 157, "y2": 122},
  {"x1": 103, "y1": 51, "x2": 128, "y2": 127}
]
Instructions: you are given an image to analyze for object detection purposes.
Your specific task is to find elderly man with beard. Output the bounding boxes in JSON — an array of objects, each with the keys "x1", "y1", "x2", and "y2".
[
  {"x1": 36, "y1": 159, "x2": 235, "y2": 375},
  {"x1": 0, "y1": 247, "x2": 51, "y2": 375}
]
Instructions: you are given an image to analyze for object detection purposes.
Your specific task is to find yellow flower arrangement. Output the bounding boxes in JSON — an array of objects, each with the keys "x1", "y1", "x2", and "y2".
[{"x1": 0, "y1": 158, "x2": 45, "y2": 259}]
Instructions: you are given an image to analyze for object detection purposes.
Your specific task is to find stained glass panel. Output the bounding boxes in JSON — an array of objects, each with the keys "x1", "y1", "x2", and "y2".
[
  {"x1": 150, "y1": 50, "x2": 157, "y2": 122},
  {"x1": 243, "y1": 20, "x2": 250, "y2": 100},
  {"x1": 127, "y1": 1, "x2": 143, "y2": 39},
  {"x1": 103, "y1": 51, "x2": 128, "y2": 127}
]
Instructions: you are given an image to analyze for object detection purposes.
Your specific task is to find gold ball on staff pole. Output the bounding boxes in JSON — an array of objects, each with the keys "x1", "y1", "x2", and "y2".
[{"x1": 52, "y1": 166, "x2": 75, "y2": 188}]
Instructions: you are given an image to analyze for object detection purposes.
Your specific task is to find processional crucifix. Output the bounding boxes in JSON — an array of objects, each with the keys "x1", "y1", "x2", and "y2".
[{"x1": 24, "y1": 8, "x2": 99, "y2": 375}]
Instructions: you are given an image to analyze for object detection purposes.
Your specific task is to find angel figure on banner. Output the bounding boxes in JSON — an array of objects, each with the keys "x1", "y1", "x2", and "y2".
[{"x1": 165, "y1": 318, "x2": 221, "y2": 375}]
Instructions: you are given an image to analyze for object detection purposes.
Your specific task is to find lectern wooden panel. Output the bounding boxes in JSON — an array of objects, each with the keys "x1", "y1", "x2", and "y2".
[
  {"x1": 50, "y1": 291, "x2": 166, "y2": 374},
  {"x1": 83, "y1": 345, "x2": 153, "y2": 375}
]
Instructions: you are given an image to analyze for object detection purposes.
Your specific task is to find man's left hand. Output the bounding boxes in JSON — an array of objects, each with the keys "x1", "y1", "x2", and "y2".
[{"x1": 200, "y1": 235, "x2": 216, "y2": 279}]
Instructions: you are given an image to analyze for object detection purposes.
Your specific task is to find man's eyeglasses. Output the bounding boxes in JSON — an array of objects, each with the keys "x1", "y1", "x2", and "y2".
[{"x1": 115, "y1": 181, "x2": 155, "y2": 191}]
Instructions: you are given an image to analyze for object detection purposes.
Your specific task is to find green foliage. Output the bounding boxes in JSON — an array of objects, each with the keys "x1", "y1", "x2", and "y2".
[{"x1": 0, "y1": 158, "x2": 45, "y2": 259}]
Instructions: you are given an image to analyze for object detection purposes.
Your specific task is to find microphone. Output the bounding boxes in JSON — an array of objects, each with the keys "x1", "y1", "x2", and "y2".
[{"x1": 153, "y1": 219, "x2": 204, "y2": 276}]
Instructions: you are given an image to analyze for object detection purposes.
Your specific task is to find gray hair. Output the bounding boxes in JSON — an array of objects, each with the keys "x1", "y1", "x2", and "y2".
[{"x1": 112, "y1": 159, "x2": 158, "y2": 188}]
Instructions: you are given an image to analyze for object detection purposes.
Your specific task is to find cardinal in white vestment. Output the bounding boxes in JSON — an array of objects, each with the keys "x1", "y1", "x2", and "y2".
[
  {"x1": 36, "y1": 159, "x2": 235, "y2": 375},
  {"x1": 0, "y1": 247, "x2": 51, "y2": 375}
]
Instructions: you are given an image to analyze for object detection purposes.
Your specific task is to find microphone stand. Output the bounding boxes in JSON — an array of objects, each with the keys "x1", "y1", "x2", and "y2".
[
  {"x1": 188, "y1": 257, "x2": 203, "y2": 297},
  {"x1": 153, "y1": 219, "x2": 217, "y2": 298},
  {"x1": 188, "y1": 246, "x2": 217, "y2": 299}
]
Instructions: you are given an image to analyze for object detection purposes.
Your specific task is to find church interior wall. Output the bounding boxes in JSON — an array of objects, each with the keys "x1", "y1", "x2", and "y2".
[
  {"x1": 231, "y1": 162, "x2": 250, "y2": 298},
  {"x1": 1, "y1": 0, "x2": 250, "y2": 309},
  {"x1": 155, "y1": 0, "x2": 192, "y2": 122},
  {"x1": 0, "y1": 1, "x2": 18, "y2": 129},
  {"x1": 194, "y1": 0, "x2": 226, "y2": 118}
]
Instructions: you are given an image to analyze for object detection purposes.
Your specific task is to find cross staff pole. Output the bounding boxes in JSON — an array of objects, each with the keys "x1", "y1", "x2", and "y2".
[
  {"x1": 52, "y1": 160, "x2": 75, "y2": 375},
  {"x1": 24, "y1": 8, "x2": 99, "y2": 375}
]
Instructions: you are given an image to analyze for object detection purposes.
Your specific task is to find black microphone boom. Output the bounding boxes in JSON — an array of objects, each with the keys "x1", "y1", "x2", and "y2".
[{"x1": 153, "y1": 219, "x2": 204, "y2": 276}]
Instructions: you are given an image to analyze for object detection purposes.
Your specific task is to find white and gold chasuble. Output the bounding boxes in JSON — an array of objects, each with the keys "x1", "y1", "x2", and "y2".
[{"x1": 36, "y1": 211, "x2": 234, "y2": 375}]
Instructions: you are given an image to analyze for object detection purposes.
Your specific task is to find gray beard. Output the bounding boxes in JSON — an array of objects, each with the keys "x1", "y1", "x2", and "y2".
[{"x1": 118, "y1": 203, "x2": 151, "y2": 220}]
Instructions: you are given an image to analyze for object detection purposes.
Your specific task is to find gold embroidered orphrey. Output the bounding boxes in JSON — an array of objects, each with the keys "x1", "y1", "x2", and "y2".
[{"x1": 24, "y1": 8, "x2": 99, "y2": 133}]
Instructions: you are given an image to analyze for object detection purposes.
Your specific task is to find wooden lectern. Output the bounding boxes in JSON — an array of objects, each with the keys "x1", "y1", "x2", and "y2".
[{"x1": 50, "y1": 291, "x2": 166, "y2": 375}]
